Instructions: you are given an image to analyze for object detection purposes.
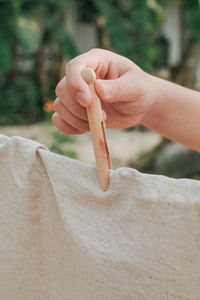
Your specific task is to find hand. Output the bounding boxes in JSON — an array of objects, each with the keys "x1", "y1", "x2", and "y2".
[{"x1": 52, "y1": 48, "x2": 158, "y2": 134}]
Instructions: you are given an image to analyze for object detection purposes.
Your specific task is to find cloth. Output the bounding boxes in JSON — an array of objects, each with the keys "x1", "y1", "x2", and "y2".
[{"x1": 0, "y1": 134, "x2": 200, "y2": 300}]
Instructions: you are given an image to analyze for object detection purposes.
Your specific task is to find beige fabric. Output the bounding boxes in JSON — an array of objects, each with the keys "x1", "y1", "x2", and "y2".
[{"x1": 0, "y1": 134, "x2": 200, "y2": 300}]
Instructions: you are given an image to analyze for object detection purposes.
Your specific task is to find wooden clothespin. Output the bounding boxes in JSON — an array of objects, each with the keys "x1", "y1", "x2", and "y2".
[{"x1": 81, "y1": 67, "x2": 111, "y2": 191}]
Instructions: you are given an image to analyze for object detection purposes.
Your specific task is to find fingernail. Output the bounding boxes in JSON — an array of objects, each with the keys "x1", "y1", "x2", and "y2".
[{"x1": 76, "y1": 92, "x2": 89, "y2": 107}]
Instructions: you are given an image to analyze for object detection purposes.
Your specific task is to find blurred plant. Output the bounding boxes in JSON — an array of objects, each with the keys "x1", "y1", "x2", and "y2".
[
  {"x1": 93, "y1": 0, "x2": 165, "y2": 72},
  {"x1": 0, "y1": 77, "x2": 43, "y2": 125},
  {"x1": 43, "y1": 111, "x2": 77, "y2": 158},
  {"x1": 92, "y1": 0, "x2": 200, "y2": 73},
  {"x1": 183, "y1": 0, "x2": 200, "y2": 43},
  {"x1": 0, "y1": 0, "x2": 79, "y2": 125},
  {"x1": 137, "y1": 139, "x2": 200, "y2": 179},
  {"x1": 49, "y1": 130, "x2": 77, "y2": 159}
]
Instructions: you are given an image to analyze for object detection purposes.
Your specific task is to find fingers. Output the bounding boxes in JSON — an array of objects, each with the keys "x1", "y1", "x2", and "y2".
[
  {"x1": 95, "y1": 70, "x2": 145, "y2": 104},
  {"x1": 56, "y1": 73, "x2": 91, "y2": 108},
  {"x1": 54, "y1": 76, "x2": 90, "y2": 133},
  {"x1": 55, "y1": 76, "x2": 88, "y2": 121},
  {"x1": 53, "y1": 48, "x2": 141, "y2": 134},
  {"x1": 60, "y1": 49, "x2": 104, "y2": 108},
  {"x1": 52, "y1": 112, "x2": 87, "y2": 135},
  {"x1": 65, "y1": 63, "x2": 92, "y2": 107},
  {"x1": 53, "y1": 98, "x2": 89, "y2": 132},
  {"x1": 60, "y1": 48, "x2": 131, "y2": 107}
]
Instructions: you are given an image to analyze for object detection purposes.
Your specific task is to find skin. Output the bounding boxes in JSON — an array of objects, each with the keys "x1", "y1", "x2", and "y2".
[{"x1": 53, "y1": 48, "x2": 200, "y2": 152}]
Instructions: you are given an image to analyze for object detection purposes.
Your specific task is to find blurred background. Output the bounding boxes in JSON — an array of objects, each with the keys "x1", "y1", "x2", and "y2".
[{"x1": 0, "y1": 0, "x2": 200, "y2": 178}]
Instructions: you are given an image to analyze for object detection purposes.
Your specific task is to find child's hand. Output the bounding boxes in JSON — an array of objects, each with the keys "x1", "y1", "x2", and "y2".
[{"x1": 52, "y1": 48, "x2": 158, "y2": 134}]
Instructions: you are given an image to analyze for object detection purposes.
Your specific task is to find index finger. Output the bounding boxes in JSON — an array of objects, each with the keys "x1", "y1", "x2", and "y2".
[{"x1": 65, "y1": 49, "x2": 112, "y2": 107}]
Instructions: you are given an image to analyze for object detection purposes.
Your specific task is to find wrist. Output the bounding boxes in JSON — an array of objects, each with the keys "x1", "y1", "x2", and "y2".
[{"x1": 141, "y1": 75, "x2": 167, "y2": 128}]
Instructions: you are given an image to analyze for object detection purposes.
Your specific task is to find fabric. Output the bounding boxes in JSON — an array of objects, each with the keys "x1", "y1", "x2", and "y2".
[{"x1": 0, "y1": 134, "x2": 200, "y2": 300}]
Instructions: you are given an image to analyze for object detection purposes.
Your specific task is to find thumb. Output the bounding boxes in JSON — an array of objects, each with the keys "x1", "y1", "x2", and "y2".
[{"x1": 95, "y1": 74, "x2": 136, "y2": 103}]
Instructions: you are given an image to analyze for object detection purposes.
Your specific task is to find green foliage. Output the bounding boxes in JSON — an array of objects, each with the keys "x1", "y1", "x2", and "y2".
[
  {"x1": 157, "y1": 151, "x2": 200, "y2": 179},
  {"x1": 138, "y1": 138, "x2": 169, "y2": 173},
  {"x1": 93, "y1": 0, "x2": 132, "y2": 58},
  {"x1": 92, "y1": 0, "x2": 164, "y2": 71},
  {"x1": 0, "y1": 77, "x2": 44, "y2": 125},
  {"x1": 92, "y1": 0, "x2": 200, "y2": 71},
  {"x1": 138, "y1": 140, "x2": 200, "y2": 179},
  {"x1": 49, "y1": 129, "x2": 77, "y2": 158},
  {"x1": 50, "y1": 143, "x2": 77, "y2": 158},
  {"x1": 0, "y1": 39, "x2": 12, "y2": 72},
  {"x1": 15, "y1": 15, "x2": 42, "y2": 52},
  {"x1": 44, "y1": 112, "x2": 77, "y2": 158},
  {"x1": 0, "y1": 0, "x2": 79, "y2": 125},
  {"x1": 0, "y1": 0, "x2": 200, "y2": 126},
  {"x1": 51, "y1": 131, "x2": 76, "y2": 145},
  {"x1": 183, "y1": 0, "x2": 200, "y2": 42},
  {"x1": 126, "y1": 0, "x2": 163, "y2": 71}
]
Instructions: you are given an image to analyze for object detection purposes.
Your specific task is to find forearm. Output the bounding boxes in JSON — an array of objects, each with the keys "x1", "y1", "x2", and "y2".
[{"x1": 142, "y1": 76, "x2": 200, "y2": 151}]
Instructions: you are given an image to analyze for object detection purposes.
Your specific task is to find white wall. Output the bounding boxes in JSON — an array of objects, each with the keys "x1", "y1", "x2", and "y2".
[
  {"x1": 162, "y1": 1, "x2": 182, "y2": 65},
  {"x1": 66, "y1": 0, "x2": 98, "y2": 53}
]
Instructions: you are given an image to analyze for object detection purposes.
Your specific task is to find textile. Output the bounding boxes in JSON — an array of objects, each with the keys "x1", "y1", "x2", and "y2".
[{"x1": 0, "y1": 134, "x2": 200, "y2": 300}]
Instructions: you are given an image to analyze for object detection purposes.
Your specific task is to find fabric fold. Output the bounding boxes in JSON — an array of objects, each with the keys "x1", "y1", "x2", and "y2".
[{"x1": 0, "y1": 134, "x2": 200, "y2": 300}]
